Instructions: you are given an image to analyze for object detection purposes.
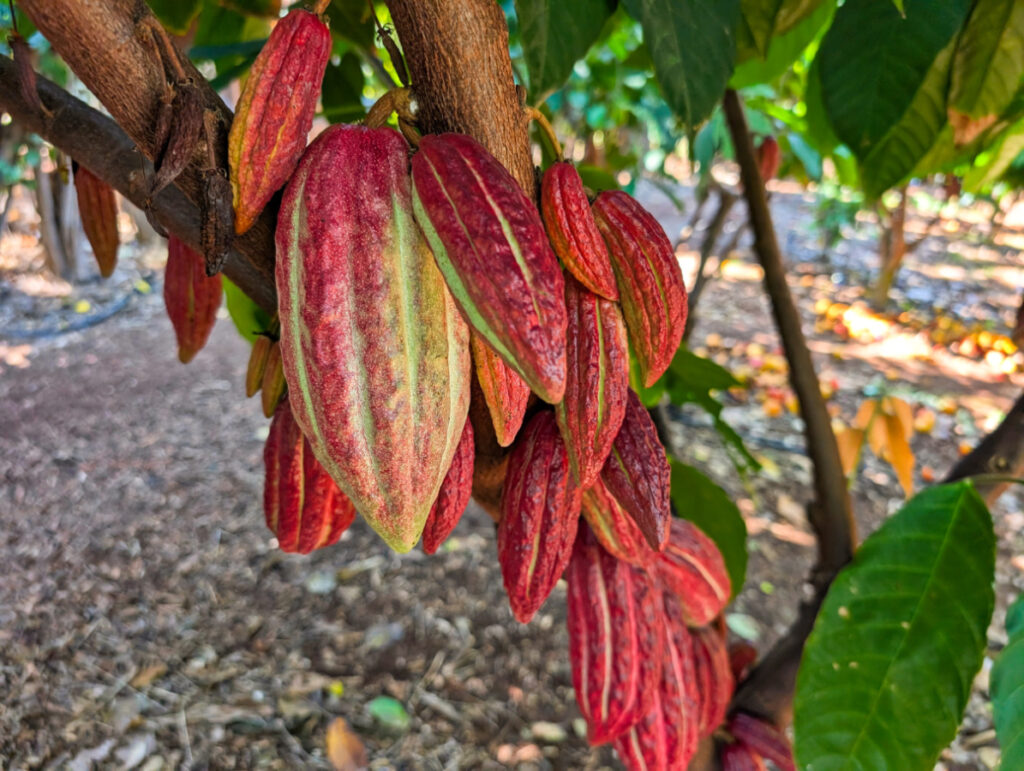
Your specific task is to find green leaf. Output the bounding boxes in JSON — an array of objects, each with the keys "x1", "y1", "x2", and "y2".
[
  {"x1": 949, "y1": 0, "x2": 1024, "y2": 130},
  {"x1": 193, "y1": 1, "x2": 270, "y2": 78},
  {"x1": 816, "y1": 0, "x2": 971, "y2": 189},
  {"x1": 993, "y1": 595, "x2": 1024, "y2": 770},
  {"x1": 622, "y1": 0, "x2": 742, "y2": 129},
  {"x1": 669, "y1": 461, "x2": 748, "y2": 597},
  {"x1": 221, "y1": 0, "x2": 281, "y2": 17},
  {"x1": 731, "y1": 0, "x2": 835, "y2": 88},
  {"x1": 322, "y1": 52, "x2": 366, "y2": 123},
  {"x1": 514, "y1": 0, "x2": 616, "y2": 101},
  {"x1": 367, "y1": 696, "x2": 410, "y2": 733},
  {"x1": 794, "y1": 482, "x2": 995, "y2": 771},
  {"x1": 147, "y1": 0, "x2": 202, "y2": 35},
  {"x1": 963, "y1": 116, "x2": 1024, "y2": 192},
  {"x1": 222, "y1": 277, "x2": 272, "y2": 344},
  {"x1": 738, "y1": 0, "x2": 826, "y2": 60},
  {"x1": 325, "y1": 0, "x2": 374, "y2": 49}
]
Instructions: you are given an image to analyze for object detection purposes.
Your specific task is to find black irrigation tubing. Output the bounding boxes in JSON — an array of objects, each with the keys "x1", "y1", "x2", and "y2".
[{"x1": 1, "y1": 286, "x2": 140, "y2": 341}]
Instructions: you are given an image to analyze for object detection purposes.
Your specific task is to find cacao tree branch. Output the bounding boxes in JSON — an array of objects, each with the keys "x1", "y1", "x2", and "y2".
[
  {"x1": 0, "y1": 56, "x2": 276, "y2": 312},
  {"x1": 945, "y1": 390, "x2": 1024, "y2": 504},
  {"x1": 720, "y1": 88, "x2": 856, "y2": 725}
]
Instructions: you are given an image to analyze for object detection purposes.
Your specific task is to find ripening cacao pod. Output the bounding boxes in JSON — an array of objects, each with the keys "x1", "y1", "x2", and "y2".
[
  {"x1": 73, "y1": 163, "x2": 119, "y2": 278},
  {"x1": 265, "y1": 400, "x2": 356, "y2": 554},
  {"x1": 411, "y1": 133, "x2": 567, "y2": 403},
  {"x1": 567, "y1": 526, "x2": 664, "y2": 745},
  {"x1": 728, "y1": 713, "x2": 796, "y2": 771},
  {"x1": 541, "y1": 162, "x2": 618, "y2": 300},
  {"x1": 755, "y1": 136, "x2": 780, "y2": 183},
  {"x1": 276, "y1": 124, "x2": 470, "y2": 553},
  {"x1": 721, "y1": 743, "x2": 767, "y2": 771},
  {"x1": 556, "y1": 274, "x2": 629, "y2": 487},
  {"x1": 471, "y1": 332, "x2": 529, "y2": 447},
  {"x1": 656, "y1": 518, "x2": 730, "y2": 627},
  {"x1": 580, "y1": 478, "x2": 654, "y2": 568},
  {"x1": 729, "y1": 641, "x2": 758, "y2": 683},
  {"x1": 614, "y1": 590, "x2": 701, "y2": 770},
  {"x1": 497, "y1": 410, "x2": 580, "y2": 623},
  {"x1": 422, "y1": 417, "x2": 475, "y2": 555},
  {"x1": 600, "y1": 390, "x2": 671, "y2": 551},
  {"x1": 260, "y1": 340, "x2": 286, "y2": 418},
  {"x1": 163, "y1": 235, "x2": 222, "y2": 364},
  {"x1": 246, "y1": 334, "x2": 274, "y2": 398},
  {"x1": 692, "y1": 623, "x2": 733, "y2": 737},
  {"x1": 592, "y1": 191, "x2": 687, "y2": 387},
  {"x1": 229, "y1": 7, "x2": 332, "y2": 235}
]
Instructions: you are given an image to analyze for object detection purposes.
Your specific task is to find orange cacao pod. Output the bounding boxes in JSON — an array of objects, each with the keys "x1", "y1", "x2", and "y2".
[
  {"x1": 728, "y1": 713, "x2": 795, "y2": 771},
  {"x1": 541, "y1": 162, "x2": 618, "y2": 300},
  {"x1": 422, "y1": 416, "x2": 475, "y2": 554},
  {"x1": 412, "y1": 133, "x2": 567, "y2": 403},
  {"x1": 567, "y1": 526, "x2": 663, "y2": 745},
  {"x1": 600, "y1": 390, "x2": 671, "y2": 551},
  {"x1": 592, "y1": 191, "x2": 687, "y2": 387},
  {"x1": 580, "y1": 477, "x2": 654, "y2": 568},
  {"x1": 229, "y1": 8, "x2": 332, "y2": 235},
  {"x1": 265, "y1": 400, "x2": 355, "y2": 554},
  {"x1": 656, "y1": 518, "x2": 730, "y2": 627},
  {"x1": 471, "y1": 332, "x2": 529, "y2": 447},
  {"x1": 163, "y1": 235, "x2": 222, "y2": 364},
  {"x1": 73, "y1": 163, "x2": 119, "y2": 278},
  {"x1": 497, "y1": 410, "x2": 580, "y2": 623},
  {"x1": 556, "y1": 274, "x2": 629, "y2": 487}
]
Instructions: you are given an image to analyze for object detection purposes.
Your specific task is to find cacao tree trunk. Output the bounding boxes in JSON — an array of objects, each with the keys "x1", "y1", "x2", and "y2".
[{"x1": 871, "y1": 186, "x2": 907, "y2": 308}]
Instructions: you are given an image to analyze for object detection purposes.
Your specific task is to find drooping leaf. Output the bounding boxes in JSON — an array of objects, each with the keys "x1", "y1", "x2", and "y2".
[
  {"x1": 731, "y1": 0, "x2": 835, "y2": 88},
  {"x1": 669, "y1": 461, "x2": 748, "y2": 597},
  {"x1": 321, "y1": 52, "x2": 366, "y2": 124},
  {"x1": 222, "y1": 277, "x2": 272, "y2": 344},
  {"x1": 795, "y1": 482, "x2": 995, "y2": 771},
  {"x1": 993, "y1": 595, "x2": 1024, "y2": 770},
  {"x1": 737, "y1": 0, "x2": 826, "y2": 61},
  {"x1": 622, "y1": 0, "x2": 742, "y2": 129},
  {"x1": 148, "y1": 0, "x2": 202, "y2": 35},
  {"x1": 948, "y1": 0, "x2": 1024, "y2": 144},
  {"x1": 964, "y1": 116, "x2": 1024, "y2": 192},
  {"x1": 514, "y1": 0, "x2": 617, "y2": 100}
]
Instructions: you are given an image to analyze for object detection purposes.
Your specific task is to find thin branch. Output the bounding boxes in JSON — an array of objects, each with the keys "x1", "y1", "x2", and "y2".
[
  {"x1": 684, "y1": 187, "x2": 735, "y2": 341},
  {"x1": 945, "y1": 390, "x2": 1024, "y2": 505}
]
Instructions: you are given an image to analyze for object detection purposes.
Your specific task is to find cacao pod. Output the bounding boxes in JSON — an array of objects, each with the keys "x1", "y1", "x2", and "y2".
[
  {"x1": 265, "y1": 400, "x2": 355, "y2": 554},
  {"x1": 556, "y1": 274, "x2": 629, "y2": 487},
  {"x1": 729, "y1": 641, "x2": 758, "y2": 683},
  {"x1": 246, "y1": 334, "x2": 274, "y2": 398},
  {"x1": 422, "y1": 416, "x2": 475, "y2": 555},
  {"x1": 567, "y1": 526, "x2": 664, "y2": 745},
  {"x1": 471, "y1": 332, "x2": 529, "y2": 447},
  {"x1": 163, "y1": 235, "x2": 222, "y2": 364},
  {"x1": 73, "y1": 163, "x2": 119, "y2": 278},
  {"x1": 497, "y1": 411, "x2": 580, "y2": 623},
  {"x1": 600, "y1": 390, "x2": 671, "y2": 550},
  {"x1": 656, "y1": 518, "x2": 730, "y2": 627},
  {"x1": 580, "y1": 478, "x2": 654, "y2": 568},
  {"x1": 755, "y1": 136, "x2": 780, "y2": 183},
  {"x1": 229, "y1": 7, "x2": 331, "y2": 235},
  {"x1": 592, "y1": 190, "x2": 687, "y2": 387},
  {"x1": 728, "y1": 713, "x2": 795, "y2": 771},
  {"x1": 276, "y1": 124, "x2": 470, "y2": 553},
  {"x1": 721, "y1": 743, "x2": 767, "y2": 771},
  {"x1": 541, "y1": 162, "x2": 618, "y2": 300},
  {"x1": 692, "y1": 623, "x2": 733, "y2": 737},
  {"x1": 261, "y1": 340, "x2": 286, "y2": 418},
  {"x1": 411, "y1": 133, "x2": 567, "y2": 403}
]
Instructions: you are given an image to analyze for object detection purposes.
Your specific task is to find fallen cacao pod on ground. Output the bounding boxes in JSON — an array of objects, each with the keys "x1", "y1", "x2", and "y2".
[
  {"x1": 412, "y1": 132, "x2": 567, "y2": 403},
  {"x1": 265, "y1": 400, "x2": 355, "y2": 554},
  {"x1": 276, "y1": 123, "x2": 470, "y2": 553},
  {"x1": 73, "y1": 162, "x2": 119, "y2": 278},
  {"x1": 471, "y1": 332, "x2": 529, "y2": 447},
  {"x1": 422, "y1": 416, "x2": 475, "y2": 555},
  {"x1": 656, "y1": 518, "x2": 731, "y2": 627},
  {"x1": 163, "y1": 235, "x2": 222, "y2": 364},
  {"x1": 229, "y1": 6, "x2": 331, "y2": 235}
]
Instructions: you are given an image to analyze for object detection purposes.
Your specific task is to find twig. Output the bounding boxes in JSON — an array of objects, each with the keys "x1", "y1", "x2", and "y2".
[
  {"x1": 684, "y1": 187, "x2": 735, "y2": 341},
  {"x1": 945, "y1": 390, "x2": 1024, "y2": 505}
]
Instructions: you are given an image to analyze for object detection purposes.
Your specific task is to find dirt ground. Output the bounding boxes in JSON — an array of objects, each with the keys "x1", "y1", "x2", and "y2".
[{"x1": 1, "y1": 180, "x2": 1022, "y2": 770}]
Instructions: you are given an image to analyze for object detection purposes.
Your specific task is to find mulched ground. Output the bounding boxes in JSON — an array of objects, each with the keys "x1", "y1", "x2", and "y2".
[{"x1": 1, "y1": 181, "x2": 1021, "y2": 770}]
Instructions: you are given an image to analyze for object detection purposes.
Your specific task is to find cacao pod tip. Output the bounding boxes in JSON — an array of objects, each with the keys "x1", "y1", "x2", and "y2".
[{"x1": 178, "y1": 347, "x2": 197, "y2": 364}]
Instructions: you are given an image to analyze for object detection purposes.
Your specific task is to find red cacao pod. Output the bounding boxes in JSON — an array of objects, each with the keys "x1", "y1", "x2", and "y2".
[
  {"x1": 541, "y1": 162, "x2": 618, "y2": 300},
  {"x1": 276, "y1": 124, "x2": 471, "y2": 553},
  {"x1": 580, "y1": 477, "x2": 654, "y2": 568},
  {"x1": 422, "y1": 416, "x2": 475, "y2": 555},
  {"x1": 163, "y1": 235, "x2": 222, "y2": 364},
  {"x1": 471, "y1": 332, "x2": 529, "y2": 447},
  {"x1": 229, "y1": 8, "x2": 331, "y2": 235},
  {"x1": 656, "y1": 518, "x2": 730, "y2": 627},
  {"x1": 567, "y1": 526, "x2": 664, "y2": 745},
  {"x1": 265, "y1": 400, "x2": 355, "y2": 554},
  {"x1": 497, "y1": 410, "x2": 580, "y2": 623},
  {"x1": 592, "y1": 191, "x2": 687, "y2": 387},
  {"x1": 721, "y1": 743, "x2": 767, "y2": 771},
  {"x1": 729, "y1": 641, "x2": 758, "y2": 683},
  {"x1": 692, "y1": 623, "x2": 733, "y2": 737},
  {"x1": 728, "y1": 713, "x2": 795, "y2": 771},
  {"x1": 556, "y1": 273, "x2": 629, "y2": 487},
  {"x1": 600, "y1": 390, "x2": 671, "y2": 551},
  {"x1": 411, "y1": 133, "x2": 567, "y2": 403},
  {"x1": 73, "y1": 163, "x2": 119, "y2": 278},
  {"x1": 755, "y1": 136, "x2": 781, "y2": 183}
]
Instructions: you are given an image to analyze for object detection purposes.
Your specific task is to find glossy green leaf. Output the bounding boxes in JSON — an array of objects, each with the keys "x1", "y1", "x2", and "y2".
[
  {"x1": 514, "y1": 0, "x2": 616, "y2": 101},
  {"x1": 669, "y1": 461, "x2": 748, "y2": 597},
  {"x1": 325, "y1": 0, "x2": 374, "y2": 49},
  {"x1": 731, "y1": 0, "x2": 835, "y2": 88},
  {"x1": 622, "y1": 0, "x2": 742, "y2": 129},
  {"x1": 949, "y1": 0, "x2": 1024, "y2": 129},
  {"x1": 963, "y1": 116, "x2": 1024, "y2": 192},
  {"x1": 193, "y1": 0, "x2": 270, "y2": 78},
  {"x1": 322, "y1": 52, "x2": 365, "y2": 123},
  {"x1": 148, "y1": 0, "x2": 202, "y2": 35},
  {"x1": 221, "y1": 0, "x2": 281, "y2": 17},
  {"x1": 222, "y1": 277, "x2": 272, "y2": 344},
  {"x1": 738, "y1": 0, "x2": 825, "y2": 60},
  {"x1": 794, "y1": 482, "x2": 995, "y2": 771},
  {"x1": 993, "y1": 595, "x2": 1024, "y2": 769}
]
